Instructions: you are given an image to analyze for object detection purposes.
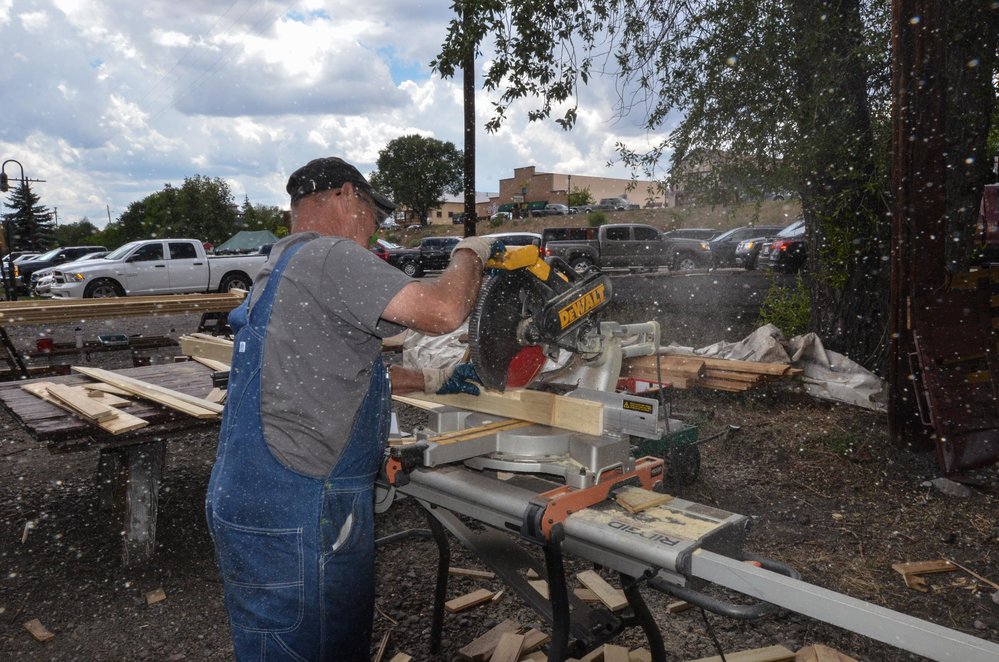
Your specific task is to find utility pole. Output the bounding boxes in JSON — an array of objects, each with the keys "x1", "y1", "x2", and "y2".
[{"x1": 461, "y1": 1, "x2": 477, "y2": 238}]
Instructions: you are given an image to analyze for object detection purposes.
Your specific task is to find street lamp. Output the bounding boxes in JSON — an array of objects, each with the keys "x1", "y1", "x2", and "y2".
[{"x1": 1, "y1": 159, "x2": 26, "y2": 301}]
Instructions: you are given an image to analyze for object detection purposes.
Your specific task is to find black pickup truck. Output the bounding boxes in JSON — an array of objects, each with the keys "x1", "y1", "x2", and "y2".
[
  {"x1": 544, "y1": 224, "x2": 713, "y2": 272},
  {"x1": 384, "y1": 236, "x2": 459, "y2": 277}
]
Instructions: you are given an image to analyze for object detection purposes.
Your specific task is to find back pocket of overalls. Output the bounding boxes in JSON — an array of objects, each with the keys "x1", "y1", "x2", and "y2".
[{"x1": 214, "y1": 518, "x2": 304, "y2": 633}]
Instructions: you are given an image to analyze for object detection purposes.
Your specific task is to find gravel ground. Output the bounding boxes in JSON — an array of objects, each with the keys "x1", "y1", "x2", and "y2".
[{"x1": 0, "y1": 296, "x2": 996, "y2": 661}]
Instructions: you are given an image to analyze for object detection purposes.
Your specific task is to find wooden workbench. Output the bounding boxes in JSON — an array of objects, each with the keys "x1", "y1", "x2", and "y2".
[{"x1": 0, "y1": 361, "x2": 220, "y2": 566}]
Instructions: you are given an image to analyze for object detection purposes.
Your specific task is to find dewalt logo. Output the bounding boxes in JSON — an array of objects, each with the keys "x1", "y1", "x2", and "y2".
[{"x1": 558, "y1": 284, "x2": 607, "y2": 328}]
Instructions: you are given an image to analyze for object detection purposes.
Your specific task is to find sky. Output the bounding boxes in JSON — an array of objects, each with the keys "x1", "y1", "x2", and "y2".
[{"x1": 0, "y1": 0, "x2": 667, "y2": 228}]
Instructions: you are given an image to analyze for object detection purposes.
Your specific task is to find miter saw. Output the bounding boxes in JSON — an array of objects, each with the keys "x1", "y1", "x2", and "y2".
[{"x1": 376, "y1": 245, "x2": 999, "y2": 662}]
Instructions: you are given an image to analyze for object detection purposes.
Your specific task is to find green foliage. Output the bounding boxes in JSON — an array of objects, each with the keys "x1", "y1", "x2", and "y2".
[
  {"x1": 55, "y1": 219, "x2": 100, "y2": 247},
  {"x1": 568, "y1": 186, "x2": 593, "y2": 208},
  {"x1": 2, "y1": 181, "x2": 55, "y2": 251},
  {"x1": 368, "y1": 135, "x2": 463, "y2": 227},
  {"x1": 489, "y1": 216, "x2": 504, "y2": 228},
  {"x1": 116, "y1": 175, "x2": 238, "y2": 245},
  {"x1": 240, "y1": 196, "x2": 289, "y2": 235},
  {"x1": 587, "y1": 211, "x2": 608, "y2": 227},
  {"x1": 758, "y1": 274, "x2": 811, "y2": 337}
]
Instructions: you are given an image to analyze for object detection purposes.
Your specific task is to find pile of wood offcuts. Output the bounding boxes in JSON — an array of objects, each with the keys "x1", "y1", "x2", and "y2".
[{"x1": 621, "y1": 352, "x2": 802, "y2": 393}]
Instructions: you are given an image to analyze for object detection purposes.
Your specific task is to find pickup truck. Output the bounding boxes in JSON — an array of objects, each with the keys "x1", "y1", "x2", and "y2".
[
  {"x1": 48, "y1": 238, "x2": 268, "y2": 298},
  {"x1": 384, "y1": 236, "x2": 460, "y2": 277},
  {"x1": 544, "y1": 224, "x2": 712, "y2": 272}
]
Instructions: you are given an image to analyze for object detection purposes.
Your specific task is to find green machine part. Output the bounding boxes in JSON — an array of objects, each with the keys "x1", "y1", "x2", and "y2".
[{"x1": 634, "y1": 420, "x2": 700, "y2": 487}]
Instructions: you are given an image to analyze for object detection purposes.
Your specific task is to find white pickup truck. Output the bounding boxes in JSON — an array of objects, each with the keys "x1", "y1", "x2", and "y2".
[{"x1": 48, "y1": 238, "x2": 268, "y2": 298}]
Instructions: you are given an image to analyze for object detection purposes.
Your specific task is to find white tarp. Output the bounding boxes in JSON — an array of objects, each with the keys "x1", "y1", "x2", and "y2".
[{"x1": 665, "y1": 324, "x2": 888, "y2": 412}]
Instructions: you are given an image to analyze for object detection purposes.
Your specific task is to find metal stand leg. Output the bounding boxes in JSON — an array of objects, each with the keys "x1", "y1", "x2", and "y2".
[
  {"x1": 620, "y1": 573, "x2": 667, "y2": 662},
  {"x1": 424, "y1": 507, "x2": 450, "y2": 654},
  {"x1": 543, "y1": 530, "x2": 570, "y2": 662}
]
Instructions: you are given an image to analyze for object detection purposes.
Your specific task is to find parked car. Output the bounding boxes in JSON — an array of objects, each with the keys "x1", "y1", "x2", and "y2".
[
  {"x1": 733, "y1": 228, "x2": 788, "y2": 269},
  {"x1": 48, "y1": 239, "x2": 266, "y2": 298},
  {"x1": 14, "y1": 245, "x2": 107, "y2": 293},
  {"x1": 483, "y1": 232, "x2": 542, "y2": 248},
  {"x1": 384, "y1": 236, "x2": 460, "y2": 277},
  {"x1": 538, "y1": 204, "x2": 570, "y2": 216},
  {"x1": 1, "y1": 252, "x2": 40, "y2": 283},
  {"x1": 707, "y1": 225, "x2": 785, "y2": 267},
  {"x1": 760, "y1": 219, "x2": 807, "y2": 273},
  {"x1": 370, "y1": 239, "x2": 403, "y2": 261},
  {"x1": 540, "y1": 227, "x2": 598, "y2": 256},
  {"x1": 544, "y1": 223, "x2": 672, "y2": 272},
  {"x1": 595, "y1": 197, "x2": 630, "y2": 211},
  {"x1": 380, "y1": 218, "x2": 399, "y2": 229},
  {"x1": 490, "y1": 211, "x2": 513, "y2": 223},
  {"x1": 32, "y1": 251, "x2": 110, "y2": 296}
]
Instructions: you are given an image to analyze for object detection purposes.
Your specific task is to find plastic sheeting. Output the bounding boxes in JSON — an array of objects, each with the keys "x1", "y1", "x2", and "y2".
[{"x1": 665, "y1": 324, "x2": 887, "y2": 412}]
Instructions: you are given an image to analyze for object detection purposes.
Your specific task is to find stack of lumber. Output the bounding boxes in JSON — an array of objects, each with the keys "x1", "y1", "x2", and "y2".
[
  {"x1": 71, "y1": 366, "x2": 222, "y2": 420},
  {"x1": 621, "y1": 352, "x2": 803, "y2": 393},
  {"x1": 20, "y1": 381, "x2": 148, "y2": 434},
  {"x1": 0, "y1": 292, "x2": 245, "y2": 326}
]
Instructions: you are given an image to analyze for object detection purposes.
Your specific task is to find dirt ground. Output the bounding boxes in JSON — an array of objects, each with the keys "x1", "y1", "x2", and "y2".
[{"x1": 0, "y1": 297, "x2": 996, "y2": 661}]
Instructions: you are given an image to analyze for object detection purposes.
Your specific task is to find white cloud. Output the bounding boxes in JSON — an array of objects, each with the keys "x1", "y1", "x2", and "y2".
[{"x1": 0, "y1": 0, "x2": 667, "y2": 229}]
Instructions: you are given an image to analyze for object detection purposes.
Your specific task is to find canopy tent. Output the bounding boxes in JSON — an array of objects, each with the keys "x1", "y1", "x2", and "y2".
[{"x1": 214, "y1": 230, "x2": 278, "y2": 254}]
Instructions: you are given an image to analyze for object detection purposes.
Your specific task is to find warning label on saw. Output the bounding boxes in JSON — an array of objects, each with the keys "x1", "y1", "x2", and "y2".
[
  {"x1": 622, "y1": 399, "x2": 654, "y2": 414},
  {"x1": 558, "y1": 283, "x2": 607, "y2": 328}
]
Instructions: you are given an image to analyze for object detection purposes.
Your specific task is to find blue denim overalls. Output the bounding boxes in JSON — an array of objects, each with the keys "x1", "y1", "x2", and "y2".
[{"x1": 206, "y1": 241, "x2": 391, "y2": 661}]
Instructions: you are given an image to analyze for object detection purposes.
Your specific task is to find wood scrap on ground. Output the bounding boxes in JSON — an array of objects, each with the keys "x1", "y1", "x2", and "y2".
[
  {"x1": 455, "y1": 619, "x2": 520, "y2": 661},
  {"x1": 621, "y1": 351, "x2": 802, "y2": 393},
  {"x1": 576, "y1": 570, "x2": 628, "y2": 612},
  {"x1": 23, "y1": 618, "x2": 55, "y2": 642},
  {"x1": 448, "y1": 567, "x2": 497, "y2": 580},
  {"x1": 686, "y1": 644, "x2": 796, "y2": 662},
  {"x1": 489, "y1": 632, "x2": 525, "y2": 662},
  {"x1": 891, "y1": 559, "x2": 958, "y2": 592},
  {"x1": 373, "y1": 631, "x2": 391, "y2": 662},
  {"x1": 444, "y1": 588, "x2": 496, "y2": 613},
  {"x1": 387, "y1": 654, "x2": 412, "y2": 662},
  {"x1": 795, "y1": 644, "x2": 859, "y2": 662},
  {"x1": 144, "y1": 588, "x2": 167, "y2": 605}
]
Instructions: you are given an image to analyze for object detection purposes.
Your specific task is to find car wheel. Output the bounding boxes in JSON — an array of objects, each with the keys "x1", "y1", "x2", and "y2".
[
  {"x1": 401, "y1": 261, "x2": 419, "y2": 277},
  {"x1": 84, "y1": 278, "x2": 124, "y2": 298},
  {"x1": 219, "y1": 272, "x2": 252, "y2": 292},
  {"x1": 674, "y1": 255, "x2": 698, "y2": 271},
  {"x1": 570, "y1": 257, "x2": 595, "y2": 273}
]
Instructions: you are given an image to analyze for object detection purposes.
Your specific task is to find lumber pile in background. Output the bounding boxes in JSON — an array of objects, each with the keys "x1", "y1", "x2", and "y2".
[
  {"x1": 621, "y1": 352, "x2": 802, "y2": 393},
  {"x1": 0, "y1": 293, "x2": 245, "y2": 326}
]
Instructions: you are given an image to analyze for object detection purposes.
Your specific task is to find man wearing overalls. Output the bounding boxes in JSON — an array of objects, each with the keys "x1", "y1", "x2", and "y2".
[{"x1": 205, "y1": 157, "x2": 497, "y2": 660}]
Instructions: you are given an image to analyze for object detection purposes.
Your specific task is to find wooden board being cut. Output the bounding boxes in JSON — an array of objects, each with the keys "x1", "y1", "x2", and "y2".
[{"x1": 397, "y1": 388, "x2": 604, "y2": 436}]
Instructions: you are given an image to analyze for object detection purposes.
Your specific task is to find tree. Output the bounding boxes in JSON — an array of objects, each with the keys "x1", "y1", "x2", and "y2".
[
  {"x1": 239, "y1": 196, "x2": 289, "y2": 236},
  {"x1": 434, "y1": 0, "x2": 997, "y2": 372},
  {"x1": 115, "y1": 176, "x2": 239, "y2": 245},
  {"x1": 2, "y1": 181, "x2": 55, "y2": 251},
  {"x1": 369, "y1": 135, "x2": 463, "y2": 226},
  {"x1": 55, "y1": 218, "x2": 100, "y2": 247},
  {"x1": 568, "y1": 186, "x2": 593, "y2": 209}
]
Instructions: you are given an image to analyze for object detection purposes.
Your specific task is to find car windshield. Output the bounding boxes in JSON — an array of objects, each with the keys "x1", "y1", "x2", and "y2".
[
  {"x1": 711, "y1": 228, "x2": 741, "y2": 242},
  {"x1": 34, "y1": 248, "x2": 62, "y2": 261},
  {"x1": 776, "y1": 220, "x2": 806, "y2": 237},
  {"x1": 105, "y1": 241, "x2": 145, "y2": 261}
]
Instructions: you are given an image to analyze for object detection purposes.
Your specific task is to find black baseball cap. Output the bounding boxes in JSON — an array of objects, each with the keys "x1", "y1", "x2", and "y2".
[{"x1": 286, "y1": 157, "x2": 396, "y2": 214}]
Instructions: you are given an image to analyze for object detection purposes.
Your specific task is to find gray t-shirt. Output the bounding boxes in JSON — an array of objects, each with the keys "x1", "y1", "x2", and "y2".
[{"x1": 250, "y1": 232, "x2": 411, "y2": 477}]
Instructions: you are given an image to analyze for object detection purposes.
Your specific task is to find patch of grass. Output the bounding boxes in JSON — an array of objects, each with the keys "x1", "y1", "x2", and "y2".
[{"x1": 587, "y1": 210, "x2": 608, "y2": 227}]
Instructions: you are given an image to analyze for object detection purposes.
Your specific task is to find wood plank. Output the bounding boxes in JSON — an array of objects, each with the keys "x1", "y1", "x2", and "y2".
[
  {"x1": 20, "y1": 382, "x2": 148, "y2": 435},
  {"x1": 72, "y1": 366, "x2": 221, "y2": 419},
  {"x1": 489, "y1": 632, "x2": 525, "y2": 662},
  {"x1": 603, "y1": 645, "x2": 630, "y2": 662},
  {"x1": 794, "y1": 644, "x2": 858, "y2": 662},
  {"x1": 373, "y1": 631, "x2": 391, "y2": 662},
  {"x1": 82, "y1": 382, "x2": 133, "y2": 397},
  {"x1": 180, "y1": 336, "x2": 235, "y2": 364},
  {"x1": 696, "y1": 377, "x2": 754, "y2": 392},
  {"x1": 703, "y1": 369, "x2": 765, "y2": 383},
  {"x1": 455, "y1": 619, "x2": 520, "y2": 661},
  {"x1": 686, "y1": 644, "x2": 796, "y2": 662},
  {"x1": 666, "y1": 600, "x2": 693, "y2": 614},
  {"x1": 388, "y1": 655, "x2": 412, "y2": 662},
  {"x1": 574, "y1": 587, "x2": 601, "y2": 602},
  {"x1": 614, "y1": 486, "x2": 674, "y2": 513},
  {"x1": 399, "y1": 388, "x2": 604, "y2": 436},
  {"x1": 629, "y1": 649, "x2": 653, "y2": 662},
  {"x1": 623, "y1": 355, "x2": 706, "y2": 377},
  {"x1": 521, "y1": 628, "x2": 550, "y2": 654},
  {"x1": 23, "y1": 618, "x2": 55, "y2": 642},
  {"x1": 445, "y1": 588, "x2": 496, "y2": 613},
  {"x1": 205, "y1": 388, "x2": 227, "y2": 404},
  {"x1": 576, "y1": 570, "x2": 628, "y2": 611},
  {"x1": 74, "y1": 386, "x2": 132, "y2": 407},
  {"x1": 891, "y1": 559, "x2": 957, "y2": 576},
  {"x1": 448, "y1": 567, "x2": 497, "y2": 580},
  {"x1": 430, "y1": 420, "x2": 533, "y2": 446},
  {"x1": 391, "y1": 394, "x2": 447, "y2": 411},
  {"x1": 528, "y1": 579, "x2": 549, "y2": 599},
  {"x1": 663, "y1": 353, "x2": 793, "y2": 377},
  {"x1": 46, "y1": 383, "x2": 118, "y2": 422},
  {"x1": 191, "y1": 356, "x2": 231, "y2": 371}
]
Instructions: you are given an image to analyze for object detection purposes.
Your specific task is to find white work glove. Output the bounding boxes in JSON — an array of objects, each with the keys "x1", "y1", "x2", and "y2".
[
  {"x1": 452, "y1": 237, "x2": 506, "y2": 266},
  {"x1": 423, "y1": 363, "x2": 483, "y2": 396}
]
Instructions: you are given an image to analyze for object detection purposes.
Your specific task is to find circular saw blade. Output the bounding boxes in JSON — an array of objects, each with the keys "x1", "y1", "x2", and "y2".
[{"x1": 468, "y1": 269, "x2": 542, "y2": 392}]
